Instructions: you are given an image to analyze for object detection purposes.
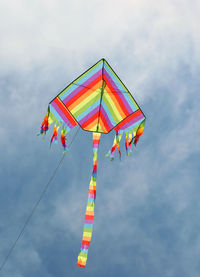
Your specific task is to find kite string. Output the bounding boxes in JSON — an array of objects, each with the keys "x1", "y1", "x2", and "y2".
[{"x1": 0, "y1": 126, "x2": 80, "y2": 274}]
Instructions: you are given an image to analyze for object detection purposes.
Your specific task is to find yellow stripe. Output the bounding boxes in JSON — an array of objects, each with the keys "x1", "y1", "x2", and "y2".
[
  {"x1": 71, "y1": 88, "x2": 101, "y2": 115},
  {"x1": 103, "y1": 92, "x2": 123, "y2": 122}
]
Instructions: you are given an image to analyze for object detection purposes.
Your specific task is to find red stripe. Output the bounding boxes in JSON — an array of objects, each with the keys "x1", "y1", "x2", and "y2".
[
  {"x1": 82, "y1": 240, "x2": 90, "y2": 246},
  {"x1": 85, "y1": 215, "x2": 94, "y2": 220},
  {"x1": 93, "y1": 139, "x2": 100, "y2": 144},
  {"x1": 103, "y1": 74, "x2": 130, "y2": 117},
  {"x1": 114, "y1": 110, "x2": 142, "y2": 131},
  {"x1": 81, "y1": 111, "x2": 99, "y2": 129},
  {"x1": 99, "y1": 110, "x2": 111, "y2": 133},
  {"x1": 77, "y1": 263, "x2": 85, "y2": 268},
  {"x1": 53, "y1": 97, "x2": 77, "y2": 126},
  {"x1": 89, "y1": 189, "x2": 96, "y2": 194},
  {"x1": 65, "y1": 75, "x2": 102, "y2": 107}
]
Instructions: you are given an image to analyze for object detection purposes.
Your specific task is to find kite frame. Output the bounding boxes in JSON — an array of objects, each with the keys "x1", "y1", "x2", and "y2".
[{"x1": 49, "y1": 58, "x2": 146, "y2": 134}]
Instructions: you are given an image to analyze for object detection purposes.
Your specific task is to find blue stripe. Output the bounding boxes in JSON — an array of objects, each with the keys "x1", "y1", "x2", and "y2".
[
  {"x1": 88, "y1": 198, "x2": 95, "y2": 203},
  {"x1": 104, "y1": 63, "x2": 138, "y2": 111},
  {"x1": 81, "y1": 249, "x2": 88, "y2": 254},
  {"x1": 84, "y1": 223, "x2": 93, "y2": 229},
  {"x1": 50, "y1": 105, "x2": 64, "y2": 123},
  {"x1": 76, "y1": 98, "x2": 100, "y2": 122}
]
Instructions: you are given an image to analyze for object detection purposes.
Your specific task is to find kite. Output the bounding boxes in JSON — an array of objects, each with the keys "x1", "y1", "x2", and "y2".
[{"x1": 39, "y1": 58, "x2": 146, "y2": 267}]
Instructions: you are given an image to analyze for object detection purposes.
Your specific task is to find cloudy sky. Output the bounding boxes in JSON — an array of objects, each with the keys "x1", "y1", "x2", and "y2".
[{"x1": 0, "y1": 0, "x2": 200, "y2": 276}]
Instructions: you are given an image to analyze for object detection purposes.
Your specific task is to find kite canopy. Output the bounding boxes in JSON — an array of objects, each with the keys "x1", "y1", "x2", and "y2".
[
  {"x1": 43, "y1": 58, "x2": 145, "y2": 136},
  {"x1": 39, "y1": 58, "x2": 146, "y2": 267}
]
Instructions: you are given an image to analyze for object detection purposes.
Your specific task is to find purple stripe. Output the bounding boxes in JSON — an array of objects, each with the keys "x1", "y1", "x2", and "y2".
[
  {"x1": 84, "y1": 219, "x2": 93, "y2": 224},
  {"x1": 104, "y1": 70, "x2": 133, "y2": 114},
  {"x1": 51, "y1": 102, "x2": 73, "y2": 128},
  {"x1": 120, "y1": 114, "x2": 144, "y2": 130},
  {"x1": 88, "y1": 193, "x2": 95, "y2": 198},
  {"x1": 63, "y1": 69, "x2": 102, "y2": 104},
  {"x1": 79, "y1": 105, "x2": 99, "y2": 125},
  {"x1": 93, "y1": 144, "x2": 99, "y2": 148},
  {"x1": 100, "y1": 106, "x2": 113, "y2": 129},
  {"x1": 81, "y1": 244, "x2": 89, "y2": 249}
]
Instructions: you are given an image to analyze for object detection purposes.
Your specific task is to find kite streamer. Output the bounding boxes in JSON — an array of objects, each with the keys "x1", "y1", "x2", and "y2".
[
  {"x1": 106, "y1": 133, "x2": 123, "y2": 160},
  {"x1": 60, "y1": 127, "x2": 67, "y2": 152},
  {"x1": 50, "y1": 124, "x2": 59, "y2": 146},
  {"x1": 39, "y1": 58, "x2": 146, "y2": 267},
  {"x1": 77, "y1": 132, "x2": 101, "y2": 267}
]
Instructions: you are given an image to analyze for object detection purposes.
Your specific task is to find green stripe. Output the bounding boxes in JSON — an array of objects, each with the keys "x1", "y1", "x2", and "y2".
[
  {"x1": 84, "y1": 228, "x2": 92, "y2": 233},
  {"x1": 79, "y1": 252, "x2": 87, "y2": 258},
  {"x1": 87, "y1": 205, "x2": 95, "y2": 210},
  {"x1": 73, "y1": 93, "x2": 101, "y2": 118},
  {"x1": 49, "y1": 111, "x2": 57, "y2": 122},
  {"x1": 102, "y1": 94, "x2": 120, "y2": 123}
]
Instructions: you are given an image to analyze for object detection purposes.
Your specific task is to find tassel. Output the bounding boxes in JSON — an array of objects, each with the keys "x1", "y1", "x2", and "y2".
[
  {"x1": 50, "y1": 124, "x2": 60, "y2": 147},
  {"x1": 116, "y1": 132, "x2": 122, "y2": 160},
  {"x1": 134, "y1": 120, "x2": 145, "y2": 146},
  {"x1": 40, "y1": 106, "x2": 50, "y2": 135},
  {"x1": 77, "y1": 132, "x2": 101, "y2": 268},
  {"x1": 60, "y1": 127, "x2": 67, "y2": 153},
  {"x1": 106, "y1": 132, "x2": 122, "y2": 160},
  {"x1": 125, "y1": 133, "x2": 128, "y2": 155},
  {"x1": 128, "y1": 133, "x2": 133, "y2": 155}
]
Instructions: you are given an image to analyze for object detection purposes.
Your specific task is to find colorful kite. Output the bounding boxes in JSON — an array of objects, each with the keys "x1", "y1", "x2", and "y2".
[{"x1": 39, "y1": 59, "x2": 146, "y2": 267}]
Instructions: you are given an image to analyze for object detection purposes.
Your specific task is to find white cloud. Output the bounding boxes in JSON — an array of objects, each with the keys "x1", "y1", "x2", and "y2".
[{"x1": 0, "y1": 0, "x2": 199, "y2": 76}]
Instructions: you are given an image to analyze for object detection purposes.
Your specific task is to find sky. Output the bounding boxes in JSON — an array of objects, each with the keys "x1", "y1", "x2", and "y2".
[{"x1": 0, "y1": 0, "x2": 200, "y2": 276}]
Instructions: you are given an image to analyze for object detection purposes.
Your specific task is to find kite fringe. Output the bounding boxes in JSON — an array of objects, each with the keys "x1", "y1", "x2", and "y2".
[
  {"x1": 39, "y1": 108, "x2": 71, "y2": 153},
  {"x1": 40, "y1": 106, "x2": 50, "y2": 135},
  {"x1": 60, "y1": 127, "x2": 68, "y2": 153},
  {"x1": 106, "y1": 119, "x2": 146, "y2": 160},
  {"x1": 106, "y1": 132, "x2": 122, "y2": 160},
  {"x1": 50, "y1": 124, "x2": 59, "y2": 147}
]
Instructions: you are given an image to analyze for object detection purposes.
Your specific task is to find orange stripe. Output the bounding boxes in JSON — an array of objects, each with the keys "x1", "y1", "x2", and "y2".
[
  {"x1": 81, "y1": 111, "x2": 99, "y2": 130},
  {"x1": 104, "y1": 74, "x2": 130, "y2": 117},
  {"x1": 89, "y1": 189, "x2": 96, "y2": 194},
  {"x1": 77, "y1": 261, "x2": 85, "y2": 267},
  {"x1": 65, "y1": 75, "x2": 102, "y2": 108},
  {"x1": 98, "y1": 118, "x2": 107, "y2": 133},
  {"x1": 85, "y1": 211, "x2": 94, "y2": 216},
  {"x1": 99, "y1": 110, "x2": 111, "y2": 133},
  {"x1": 82, "y1": 236, "x2": 91, "y2": 242},
  {"x1": 69, "y1": 79, "x2": 102, "y2": 111},
  {"x1": 104, "y1": 84, "x2": 126, "y2": 119},
  {"x1": 84, "y1": 120, "x2": 98, "y2": 131}
]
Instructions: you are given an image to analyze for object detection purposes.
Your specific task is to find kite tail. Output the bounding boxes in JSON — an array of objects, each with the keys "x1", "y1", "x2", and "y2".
[
  {"x1": 106, "y1": 132, "x2": 122, "y2": 160},
  {"x1": 77, "y1": 132, "x2": 101, "y2": 268}
]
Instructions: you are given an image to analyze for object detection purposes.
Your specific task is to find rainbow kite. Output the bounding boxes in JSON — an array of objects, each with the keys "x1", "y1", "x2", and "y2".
[{"x1": 39, "y1": 58, "x2": 146, "y2": 267}]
